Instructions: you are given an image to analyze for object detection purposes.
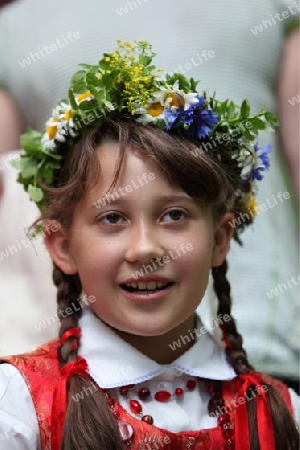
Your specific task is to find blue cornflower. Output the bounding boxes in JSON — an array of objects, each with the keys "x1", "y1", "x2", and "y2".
[
  {"x1": 163, "y1": 106, "x2": 194, "y2": 130},
  {"x1": 164, "y1": 108, "x2": 181, "y2": 130},
  {"x1": 251, "y1": 143, "x2": 272, "y2": 181},
  {"x1": 163, "y1": 96, "x2": 218, "y2": 139},
  {"x1": 190, "y1": 96, "x2": 218, "y2": 139}
]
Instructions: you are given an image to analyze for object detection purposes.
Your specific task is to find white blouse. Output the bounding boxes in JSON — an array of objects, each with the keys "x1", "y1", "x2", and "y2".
[{"x1": 0, "y1": 307, "x2": 299, "y2": 450}]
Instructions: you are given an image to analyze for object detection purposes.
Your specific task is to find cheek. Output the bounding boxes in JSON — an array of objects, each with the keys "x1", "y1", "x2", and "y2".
[
  {"x1": 73, "y1": 238, "x2": 122, "y2": 280},
  {"x1": 176, "y1": 240, "x2": 213, "y2": 283}
]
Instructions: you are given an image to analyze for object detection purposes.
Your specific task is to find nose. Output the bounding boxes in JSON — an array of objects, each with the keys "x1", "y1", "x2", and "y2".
[{"x1": 125, "y1": 221, "x2": 165, "y2": 264}]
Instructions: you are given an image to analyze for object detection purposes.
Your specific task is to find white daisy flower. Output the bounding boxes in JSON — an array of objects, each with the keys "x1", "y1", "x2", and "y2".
[
  {"x1": 136, "y1": 113, "x2": 163, "y2": 125},
  {"x1": 181, "y1": 92, "x2": 199, "y2": 110},
  {"x1": 158, "y1": 80, "x2": 198, "y2": 110},
  {"x1": 41, "y1": 133, "x2": 57, "y2": 151},
  {"x1": 52, "y1": 102, "x2": 78, "y2": 139},
  {"x1": 134, "y1": 104, "x2": 164, "y2": 124},
  {"x1": 235, "y1": 143, "x2": 259, "y2": 180},
  {"x1": 41, "y1": 119, "x2": 66, "y2": 151},
  {"x1": 141, "y1": 80, "x2": 199, "y2": 123}
]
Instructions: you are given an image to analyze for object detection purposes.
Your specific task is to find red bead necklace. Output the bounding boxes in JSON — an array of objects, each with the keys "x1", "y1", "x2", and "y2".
[
  {"x1": 119, "y1": 378, "x2": 197, "y2": 424},
  {"x1": 103, "y1": 378, "x2": 235, "y2": 449}
]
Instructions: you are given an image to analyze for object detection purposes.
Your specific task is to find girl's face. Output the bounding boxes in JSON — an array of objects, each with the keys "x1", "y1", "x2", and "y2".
[{"x1": 47, "y1": 142, "x2": 232, "y2": 337}]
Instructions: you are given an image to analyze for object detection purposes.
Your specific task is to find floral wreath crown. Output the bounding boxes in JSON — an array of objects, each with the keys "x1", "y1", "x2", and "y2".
[{"x1": 13, "y1": 40, "x2": 278, "y2": 243}]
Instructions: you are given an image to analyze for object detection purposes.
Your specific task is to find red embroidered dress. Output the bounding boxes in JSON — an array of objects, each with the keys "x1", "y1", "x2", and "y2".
[{"x1": 1, "y1": 340, "x2": 293, "y2": 450}]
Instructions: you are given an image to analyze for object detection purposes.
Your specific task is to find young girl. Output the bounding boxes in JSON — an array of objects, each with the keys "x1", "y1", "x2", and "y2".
[{"x1": 0, "y1": 41, "x2": 299, "y2": 450}]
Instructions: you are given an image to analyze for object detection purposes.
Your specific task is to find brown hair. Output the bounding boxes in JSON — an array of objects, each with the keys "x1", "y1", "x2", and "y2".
[{"x1": 38, "y1": 118, "x2": 299, "y2": 449}]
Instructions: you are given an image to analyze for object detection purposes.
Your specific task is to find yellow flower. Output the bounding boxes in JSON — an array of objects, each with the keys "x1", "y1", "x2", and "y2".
[
  {"x1": 147, "y1": 102, "x2": 164, "y2": 117},
  {"x1": 165, "y1": 93, "x2": 182, "y2": 108},
  {"x1": 47, "y1": 124, "x2": 58, "y2": 140},
  {"x1": 42, "y1": 117, "x2": 67, "y2": 150},
  {"x1": 64, "y1": 109, "x2": 73, "y2": 120},
  {"x1": 247, "y1": 195, "x2": 259, "y2": 217},
  {"x1": 77, "y1": 90, "x2": 92, "y2": 103},
  {"x1": 124, "y1": 41, "x2": 134, "y2": 48}
]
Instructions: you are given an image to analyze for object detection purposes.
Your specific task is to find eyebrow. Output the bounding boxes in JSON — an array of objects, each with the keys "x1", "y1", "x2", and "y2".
[{"x1": 90, "y1": 193, "x2": 194, "y2": 210}]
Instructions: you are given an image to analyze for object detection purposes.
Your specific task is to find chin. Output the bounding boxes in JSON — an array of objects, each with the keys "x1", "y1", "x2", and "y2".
[{"x1": 127, "y1": 321, "x2": 175, "y2": 337}]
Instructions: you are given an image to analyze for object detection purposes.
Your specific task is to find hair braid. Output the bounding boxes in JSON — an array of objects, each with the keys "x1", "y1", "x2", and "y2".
[
  {"x1": 212, "y1": 260, "x2": 299, "y2": 450},
  {"x1": 53, "y1": 264, "x2": 82, "y2": 366},
  {"x1": 53, "y1": 264, "x2": 123, "y2": 449},
  {"x1": 212, "y1": 259, "x2": 252, "y2": 375}
]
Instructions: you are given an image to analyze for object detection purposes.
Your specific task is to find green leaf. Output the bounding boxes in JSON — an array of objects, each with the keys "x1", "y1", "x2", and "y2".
[
  {"x1": 139, "y1": 55, "x2": 152, "y2": 66},
  {"x1": 248, "y1": 117, "x2": 266, "y2": 130},
  {"x1": 99, "y1": 74, "x2": 112, "y2": 89},
  {"x1": 20, "y1": 128, "x2": 42, "y2": 152},
  {"x1": 88, "y1": 85, "x2": 101, "y2": 99},
  {"x1": 146, "y1": 65, "x2": 156, "y2": 72},
  {"x1": 69, "y1": 89, "x2": 77, "y2": 110},
  {"x1": 42, "y1": 166, "x2": 54, "y2": 184},
  {"x1": 10, "y1": 157, "x2": 21, "y2": 170},
  {"x1": 219, "y1": 100, "x2": 230, "y2": 116},
  {"x1": 78, "y1": 63, "x2": 97, "y2": 70},
  {"x1": 240, "y1": 99, "x2": 250, "y2": 118},
  {"x1": 219, "y1": 121, "x2": 229, "y2": 128},
  {"x1": 244, "y1": 128, "x2": 255, "y2": 140},
  {"x1": 86, "y1": 73, "x2": 100, "y2": 87},
  {"x1": 72, "y1": 80, "x2": 87, "y2": 94},
  {"x1": 41, "y1": 149, "x2": 62, "y2": 160},
  {"x1": 227, "y1": 101, "x2": 236, "y2": 119},
  {"x1": 166, "y1": 73, "x2": 190, "y2": 91},
  {"x1": 47, "y1": 160, "x2": 61, "y2": 169},
  {"x1": 189, "y1": 77, "x2": 199, "y2": 91},
  {"x1": 103, "y1": 100, "x2": 115, "y2": 111},
  {"x1": 99, "y1": 59, "x2": 110, "y2": 70},
  {"x1": 78, "y1": 99, "x2": 97, "y2": 111},
  {"x1": 71, "y1": 70, "x2": 86, "y2": 86},
  {"x1": 20, "y1": 157, "x2": 37, "y2": 178},
  {"x1": 264, "y1": 111, "x2": 279, "y2": 126},
  {"x1": 28, "y1": 185, "x2": 44, "y2": 202}
]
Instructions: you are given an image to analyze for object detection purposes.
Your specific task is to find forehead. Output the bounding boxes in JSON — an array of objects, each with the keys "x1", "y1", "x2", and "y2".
[
  {"x1": 72, "y1": 141, "x2": 213, "y2": 221},
  {"x1": 90, "y1": 142, "x2": 183, "y2": 196}
]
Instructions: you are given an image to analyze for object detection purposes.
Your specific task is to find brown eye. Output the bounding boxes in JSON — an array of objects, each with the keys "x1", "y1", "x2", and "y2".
[
  {"x1": 99, "y1": 213, "x2": 125, "y2": 225},
  {"x1": 163, "y1": 210, "x2": 186, "y2": 222}
]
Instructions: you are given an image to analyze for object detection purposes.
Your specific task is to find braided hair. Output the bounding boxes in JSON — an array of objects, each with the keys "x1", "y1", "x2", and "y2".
[
  {"x1": 53, "y1": 264, "x2": 123, "y2": 449},
  {"x1": 212, "y1": 260, "x2": 299, "y2": 449}
]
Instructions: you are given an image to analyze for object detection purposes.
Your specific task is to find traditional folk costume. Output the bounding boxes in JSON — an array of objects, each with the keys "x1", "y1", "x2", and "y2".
[{"x1": 0, "y1": 307, "x2": 299, "y2": 449}]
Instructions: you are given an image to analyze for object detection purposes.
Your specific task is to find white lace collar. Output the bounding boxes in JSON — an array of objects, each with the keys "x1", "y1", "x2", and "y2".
[{"x1": 79, "y1": 306, "x2": 236, "y2": 389}]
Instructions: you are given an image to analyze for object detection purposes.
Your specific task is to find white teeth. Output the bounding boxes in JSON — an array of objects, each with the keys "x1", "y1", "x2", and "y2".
[
  {"x1": 146, "y1": 281, "x2": 157, "y2": 290},
  {"x1": 125, "y1": 281, "x2": 169, "y2": 290}
]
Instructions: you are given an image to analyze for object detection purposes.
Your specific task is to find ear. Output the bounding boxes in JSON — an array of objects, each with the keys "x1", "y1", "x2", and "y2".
[
  {"x1": 44, "y1": 220, "x2": 78, "y2": 275},
  {"x1": 211, "y1": 212, "x2": 234, "y2": 267}
]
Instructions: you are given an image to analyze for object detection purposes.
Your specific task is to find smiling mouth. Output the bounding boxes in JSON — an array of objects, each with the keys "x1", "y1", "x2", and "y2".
[{"x1": 120, "y1": 281, "x2": 174, "y2": 294}]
